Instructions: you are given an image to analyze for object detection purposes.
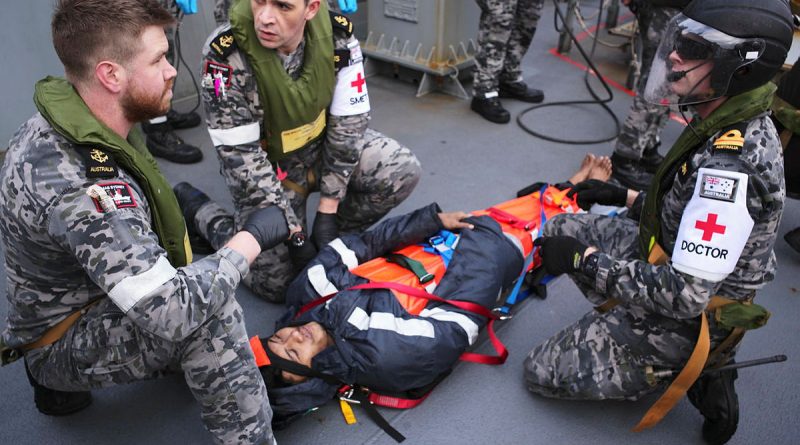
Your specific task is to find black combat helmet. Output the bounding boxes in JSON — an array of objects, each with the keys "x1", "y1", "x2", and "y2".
[
  {"x1": 644, "y1": 0, "x2": 793, "y2": 105},
  {"x1": 683, "y1": 0, "x2": 793, "y2": 96}
]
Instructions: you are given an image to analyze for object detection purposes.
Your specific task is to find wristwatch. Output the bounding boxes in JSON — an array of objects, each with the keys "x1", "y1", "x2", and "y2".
[
  {"x1": 288, "y1": 231, "x2": 307, "y2": 248},
  {"x1": 581, "y1": 252, "x2": 600, "y2": 278}
]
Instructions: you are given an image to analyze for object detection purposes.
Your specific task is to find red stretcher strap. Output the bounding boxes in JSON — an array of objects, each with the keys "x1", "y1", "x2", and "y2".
[
  {"x1": 296, "y1": 291, "x2": 338, "y2": 316},
  {"x1": 350, "y1": 282, "x2": 508, "y2": 365},
  {"x1": 486, "y1": 207, "x2": 536, "y2": 231},
  {"x1": 370, "y1": 391, "x2": 431, "y2": 409}
]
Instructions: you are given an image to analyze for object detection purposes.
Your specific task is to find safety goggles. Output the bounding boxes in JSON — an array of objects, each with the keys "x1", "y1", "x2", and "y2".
[{"x1": 673, "y1": 34, "x2": 714, "y2": 60}]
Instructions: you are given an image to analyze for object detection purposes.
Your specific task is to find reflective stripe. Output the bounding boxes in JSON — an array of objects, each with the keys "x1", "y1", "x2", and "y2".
[
  {"x1": 307, "y1": 264, "x2": 338, "y2": 296},
  {"x1": 347, "y1": 307, "x2": 435, "y2": 338},
  {"x1": 420, "y1": 307, "x2": 479, "y2": 345},
  {"x1": 424, "y1": 281, "x2": 437, "y2": 293},
  {"x1": 207, "y1": 122, "x2": 260, "y2": 146},
  {"x1": 329, "y1": 238, "x2": 358, "y2": 270},
  {"x1": 108, "y1": 256, "x2": 177, "y2": 312},
  {"x1": 504, "y1": 232, "x2": 524, "y2": 256}
]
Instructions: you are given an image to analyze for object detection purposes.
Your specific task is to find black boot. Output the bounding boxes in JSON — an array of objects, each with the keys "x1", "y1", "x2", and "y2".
[
  {"x1": 499, "y1": 81, "x2": 545, "y2": 103},
  {"x1": 25, "y1": 361, "x2": 92, "y2": 416},
  {"x1": 610, "y1": 153, "x2": 654, "y2": 191},
  {"x1": 785, "y1": 227, "x2": 800, "y2": 254},
  {"x1": 641, "y1": 144, "x2": 665, "y2": 174},
  {"x1": 471, "y1": 95, "x2": 510, "y2": 124},
  {"x1": 166, "y1": 109, "x2": 202, "y2": 130},
  {"x1": 142, "y1": 122, "x2": 203, "y2": 164},
  {"x1": 688, "y1": 368, "x2": 739, "y2": 445},
  {"x1": 173, "y1": 182, "x2": 214, "y2": 254}
]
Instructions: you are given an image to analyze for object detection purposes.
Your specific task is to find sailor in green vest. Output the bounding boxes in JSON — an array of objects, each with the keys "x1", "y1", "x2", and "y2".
[
  {"x1": 179, "y1": 0, "x2": 421, "y2": 303},
  {"x1": 523, "y1": 1, "x2": 792, "y2": 443},
  {"x1": 0, "y1": 1, "x2": 291, "y2": 443}
]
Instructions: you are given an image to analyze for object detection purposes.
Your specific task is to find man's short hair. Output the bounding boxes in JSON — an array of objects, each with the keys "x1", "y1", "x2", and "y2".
[{"x1": 52, "y1": 0, "x2": 175, "y2": 83}]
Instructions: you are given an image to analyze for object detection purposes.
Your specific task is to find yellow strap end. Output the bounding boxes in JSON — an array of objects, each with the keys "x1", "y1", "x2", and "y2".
[{"x1": 339, "y1": 399, "x2": 357, "y2": 425}]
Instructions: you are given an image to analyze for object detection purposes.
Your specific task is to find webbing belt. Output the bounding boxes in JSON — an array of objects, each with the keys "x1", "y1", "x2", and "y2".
[
  {"x1": 277, "y1": 165, "x2": 317, "y2": 198},
  {"x1": 386, "y1": 254, "x2": 434, "y2": 284},
  {"x1": 22, "y1": 299, "x2": 102, "y2": 353}
]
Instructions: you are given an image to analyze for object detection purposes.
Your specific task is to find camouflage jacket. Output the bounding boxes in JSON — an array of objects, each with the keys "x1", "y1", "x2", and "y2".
[
  {"x1": 201, "y1": 21, "x2": 369, "y2": 230},
  {"x1": 0, "y1": 114, "x2": 250, "y2": 347},
  {"x1": 593, "y1": 113, "x2": 784, "y2": 318}
]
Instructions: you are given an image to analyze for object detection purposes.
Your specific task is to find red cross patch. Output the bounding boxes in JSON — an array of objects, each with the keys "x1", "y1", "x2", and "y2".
[
  {"x1": 350, "y1": 72, "x2": 366, "y2": 93},
  {"x1": 695, "y1": 213, "x2": 726, "y2": 242}
]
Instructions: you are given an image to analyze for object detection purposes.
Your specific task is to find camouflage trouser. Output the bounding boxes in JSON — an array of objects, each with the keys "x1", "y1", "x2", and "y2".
[
  {"x1": 25, "y1": 298, "x2": 273, "y2": 444},
  {"x1": 196, "y1": 128, "x2": 421, "y2": 303},
  {"x1": 613, "y1": 6, "x2": 679, "y2": 160},
  {"x1": 472, "y1": 0, "x2": 544, "y2": 95},
  {"x1": 524, "y1": 213, "x2": 699, "y2": 400}
]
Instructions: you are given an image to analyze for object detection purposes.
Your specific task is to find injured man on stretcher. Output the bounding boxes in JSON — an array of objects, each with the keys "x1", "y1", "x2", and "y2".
[{"x1": 251, "y1": 154, "x2": 613, "y2": 424}]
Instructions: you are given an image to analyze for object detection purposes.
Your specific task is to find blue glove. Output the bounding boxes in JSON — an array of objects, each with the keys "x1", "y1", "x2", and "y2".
[
  {"x1": 338, "y1": 0, "x2": 357, "y2": 14},
  {"x1": 176, "y1": 0, "x2": 198, "y2": 14}
]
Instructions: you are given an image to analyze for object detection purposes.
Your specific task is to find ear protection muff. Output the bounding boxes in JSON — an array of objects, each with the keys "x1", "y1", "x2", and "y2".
[{"x1": 735, "y1": 40, "x2": 766, "y2": 62}]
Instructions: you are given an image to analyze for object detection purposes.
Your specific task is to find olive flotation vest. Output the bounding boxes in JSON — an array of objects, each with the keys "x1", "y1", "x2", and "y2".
[
  {"x1": 33, "y1": 76, "x2": 192, "y2": 266},
  {"x1": 229, "y1": 0, "x2": 336, "y2": 162},
  {"x1": 637, "y1": 82, "x2": 776, "y2": 262}
]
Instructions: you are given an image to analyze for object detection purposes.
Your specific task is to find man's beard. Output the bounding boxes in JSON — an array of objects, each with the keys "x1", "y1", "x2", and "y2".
[{"x1": 121, "y1": 78, "x2": 174, "y2": 123}]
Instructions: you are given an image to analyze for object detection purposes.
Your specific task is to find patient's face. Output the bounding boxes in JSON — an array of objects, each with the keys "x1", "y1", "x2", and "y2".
[{"x1": 267, "y1": 321, "x2": 333, "y2": 384}]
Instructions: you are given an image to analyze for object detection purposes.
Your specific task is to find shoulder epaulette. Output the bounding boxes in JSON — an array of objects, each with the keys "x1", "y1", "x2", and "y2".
[
  {"x1": 75, "y1": 146, "x2": 118, "y2": 179},
  {"x1": 329, "y1": 11, "x2": 354, "y2": 37},
  {"x1": 712, "y1": 122, "x2": 750, "y2": 156},
  {"x1": 334, "y1": 49, "x2": 351, "y2": 69},
  {"x1": 209, "y1": 28, "x2": 237, "y2": 58}
]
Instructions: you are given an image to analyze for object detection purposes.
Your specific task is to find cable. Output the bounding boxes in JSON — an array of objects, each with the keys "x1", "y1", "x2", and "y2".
[
  {"x1": 575, "y1": 1, "x2": 629, "y2": 49},
  {"x1": 173, "y1": 25, "x2": 202, "y2": 114},
  {"x1": 517, "y1": 0, "x2": 623, "y2": 145}
]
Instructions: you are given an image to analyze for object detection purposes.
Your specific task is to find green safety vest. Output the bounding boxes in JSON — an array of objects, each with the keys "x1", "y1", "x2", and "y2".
[
  {"x1": 638, "y1": 83, "x2": 777, "y2": 257},
  {"x1": 772, "y1": 94, "x2": 800, "y2": 135},
  {"x1": 230, "y1": 1, "x2": 335, "y2": 162},
  {"x1": 34, "y1": 76, "x2": 191, "y2": 267}
]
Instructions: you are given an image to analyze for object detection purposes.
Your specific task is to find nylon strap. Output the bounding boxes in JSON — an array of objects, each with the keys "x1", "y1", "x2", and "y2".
[
  {"x1": 350, "y1": 282, "x2": 508, "y2": 365},
  {"x1": 631, "y1": 253, "x2": 740, "y2": 431},
  {"x1": 278, "y1": 167, "x2": 317, "y2": 198},
  {"x1": 350, "y1": 389, "x2": 406, "y2": 442},
  {"x1": 497, "y1": 184, "x2": 549, "y2": 315},
  {"x1": 21, "y1": 299, "x2": 101, "y2": 352},
  {"x1": 369, "y1": 391, "x2": 430, "y2": 409},
  {"x1": 632, "y1": 312, "x2": 710, "y2": 432},
  {"x1": 486, "y1": 207, "x2": 535, "y2": 231},
  {"x1": 386, "y1": 254, "x2": 434, "y2": 284}
]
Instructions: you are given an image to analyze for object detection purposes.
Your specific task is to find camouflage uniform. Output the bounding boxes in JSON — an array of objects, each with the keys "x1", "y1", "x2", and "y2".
[
  {"x1": 613, "y1": 4, "x2": 679, "y2": 161},
  {"x1": 472, "y1": 0, "x2": 544, "y2": 96},
  {"x1": 525, "y1": 114, "x2": 785, "y2": 399},
  {"x1": 198, "y1": 23, "x2": 421, "y2": 303},
  {"x1": 214, "y1": 0, "x2": 231, "y2": 26},
  {"x1": 0, "y1": 115, "x2": 274, "y2": 444}
]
